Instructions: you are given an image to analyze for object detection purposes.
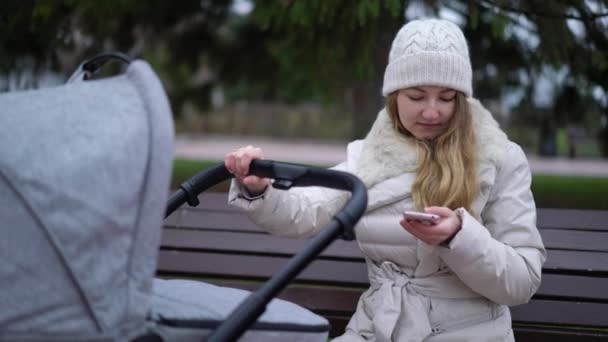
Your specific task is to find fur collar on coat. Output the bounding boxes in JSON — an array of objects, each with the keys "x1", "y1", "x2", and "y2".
[{"x1": 353, "y1": 98, "x2": 510, "y2": 188}]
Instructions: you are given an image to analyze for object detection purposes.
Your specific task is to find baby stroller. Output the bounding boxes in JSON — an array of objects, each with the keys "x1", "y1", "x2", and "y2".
[{"x1": 0, "y1": 53, "x2": 367, "y2": 341}]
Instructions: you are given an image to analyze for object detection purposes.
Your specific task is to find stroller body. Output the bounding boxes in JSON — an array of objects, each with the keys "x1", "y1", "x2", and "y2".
[
  {"x1": 0, "y1": 60, "x2": 173, "y2": 341},
  {"x1": 0, "y1": 57, "x2": 363, "y2": 341}
]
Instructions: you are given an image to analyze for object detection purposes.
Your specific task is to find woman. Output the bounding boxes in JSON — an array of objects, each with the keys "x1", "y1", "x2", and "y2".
[{"x1": 225, "y1": 19, "x2": 546, "y2": 341}]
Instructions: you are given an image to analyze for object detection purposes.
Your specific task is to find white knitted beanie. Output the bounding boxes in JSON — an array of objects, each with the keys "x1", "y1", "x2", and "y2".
[{"x1": 382, "y1": 19, "x2": 472, "y2": 97}]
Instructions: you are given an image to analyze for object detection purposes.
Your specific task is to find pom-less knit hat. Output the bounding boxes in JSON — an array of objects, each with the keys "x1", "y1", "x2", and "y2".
[{"x1": 382, "y1": 19, "x2": 472, "y2": 97}]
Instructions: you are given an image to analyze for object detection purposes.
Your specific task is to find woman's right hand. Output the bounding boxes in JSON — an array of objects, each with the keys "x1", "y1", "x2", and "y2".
[{"x1": 224, "y1": 145, "x2": 270, "y2": 196}]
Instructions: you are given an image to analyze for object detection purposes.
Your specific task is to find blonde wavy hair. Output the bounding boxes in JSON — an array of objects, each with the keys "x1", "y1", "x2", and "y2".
[{"x1": 386, "y1": 92, "x2": 479, "y2": 213}]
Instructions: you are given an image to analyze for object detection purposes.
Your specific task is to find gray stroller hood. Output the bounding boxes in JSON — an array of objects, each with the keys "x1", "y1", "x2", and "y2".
[{"x1": 0, "y1": 59, "x2": 174, "y2": 340}]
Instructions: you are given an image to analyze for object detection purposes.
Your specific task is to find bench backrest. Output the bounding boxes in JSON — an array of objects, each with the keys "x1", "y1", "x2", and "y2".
[{"x1": 159, "y1": 192, "x2": 608, "y2": 338}]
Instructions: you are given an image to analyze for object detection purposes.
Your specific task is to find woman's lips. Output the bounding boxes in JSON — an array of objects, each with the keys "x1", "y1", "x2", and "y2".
[{"x1": 417, "y1": 122, "x2": 441, "y2": 128}]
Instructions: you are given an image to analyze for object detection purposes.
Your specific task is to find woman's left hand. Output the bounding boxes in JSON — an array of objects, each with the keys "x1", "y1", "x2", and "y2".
[{"x1": 400, "y1": 206, "x2": 461, "y2": 245}]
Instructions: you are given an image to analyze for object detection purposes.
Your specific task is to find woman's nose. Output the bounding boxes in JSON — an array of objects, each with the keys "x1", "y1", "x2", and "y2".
[{"x1": 421, "y1": 102, "x2": 440, "y2": 120}]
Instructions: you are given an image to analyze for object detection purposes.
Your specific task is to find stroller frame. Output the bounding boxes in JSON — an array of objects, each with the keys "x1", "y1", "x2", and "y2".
[{"x1": 164, "y1": 159, "x2": 367, "y2": 341}]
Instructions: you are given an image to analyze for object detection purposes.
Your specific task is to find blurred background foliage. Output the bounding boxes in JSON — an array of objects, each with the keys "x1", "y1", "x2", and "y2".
[{"x1": 2, "y1": 0, "x2": 608, "y2": 157}]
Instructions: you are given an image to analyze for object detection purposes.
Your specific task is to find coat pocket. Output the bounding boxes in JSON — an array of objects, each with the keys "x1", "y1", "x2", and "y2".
[{"x1": 428, "y1": 297, "x2": 495, "y2": 334}]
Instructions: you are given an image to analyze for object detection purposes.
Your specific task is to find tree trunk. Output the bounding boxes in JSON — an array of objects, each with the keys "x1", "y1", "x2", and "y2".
[
  {"x1": 346, "y1": 9, "x2": 401, "y2": 140},
  {"x1": 344, "y1": 81, "x2": 383, "y2": 140},
  {"x1": 599, "y1": 111, "x2": 608, "y2": 158}
]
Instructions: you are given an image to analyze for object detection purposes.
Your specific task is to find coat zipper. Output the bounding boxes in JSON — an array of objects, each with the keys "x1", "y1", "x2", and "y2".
[{"x1": 430, "y1": 309, "x2": 496, "y2": 336}]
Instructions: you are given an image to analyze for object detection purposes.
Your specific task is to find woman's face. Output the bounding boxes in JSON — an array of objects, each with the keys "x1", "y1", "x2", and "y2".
[{"x1": 396, "y1": 86, "x2": 457, "y2": 140}]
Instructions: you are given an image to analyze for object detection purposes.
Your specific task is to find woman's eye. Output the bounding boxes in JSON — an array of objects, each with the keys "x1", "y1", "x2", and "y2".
[
  {"x1": 407, "y1": 96, "x2": 424, "y2": 101},
  {"x1": 440, "y1": 96, "x2": 456, "y2": 102}
]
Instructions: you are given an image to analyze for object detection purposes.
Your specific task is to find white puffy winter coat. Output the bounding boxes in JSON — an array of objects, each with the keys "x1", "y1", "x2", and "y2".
[{"x1": 228, "y1": 98, "x2": 546, "y2": 342}]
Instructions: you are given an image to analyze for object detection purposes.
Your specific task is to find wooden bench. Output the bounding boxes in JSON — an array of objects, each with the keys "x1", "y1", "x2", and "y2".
[{"x1": 157, "y1": 191, "x2": 608, "y2": 341}]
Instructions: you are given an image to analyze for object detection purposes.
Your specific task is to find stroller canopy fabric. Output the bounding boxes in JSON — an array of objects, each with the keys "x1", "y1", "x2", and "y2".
[{"x1": 0, "y1": 60, "x2": 174, "y2": 341}]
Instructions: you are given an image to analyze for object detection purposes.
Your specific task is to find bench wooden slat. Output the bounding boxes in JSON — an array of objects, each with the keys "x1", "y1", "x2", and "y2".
[
  {"x1": 541, "y1": 229, "x2": 608, "y2": 252},
  {"x1": 511, "y1": 299, "x2": 608, "y2": 326},
  {"x1": 161, "y1": 228, "x2": 363, "y2": 260},
  {"x1": 538, "y1": 273, "x2": 608, "y2": 301},
  {"x1": 310, "y1": 296, "x2": 608, "y2": 328},
  {"x1": 185, "y1": 279, "x2": 362, "y2": 313},
  {"x1": 275, "y1": 313, "x2": 608, "y2": 340},
  {"x1": 545, "y1": 249, "x2": 608, "y2": 273},
  {"x1": 164, "y1": 211, "x2": 259, "y2": 232},
  {"x1": 513, "y1": 327, "x2": 608, "y2": 342},
  {"x1": 537, "y1": 208, "x2": 608, "y2": 231},
  {"x1": 157, "y1": 250, "x2": 369, "y2": 284}
]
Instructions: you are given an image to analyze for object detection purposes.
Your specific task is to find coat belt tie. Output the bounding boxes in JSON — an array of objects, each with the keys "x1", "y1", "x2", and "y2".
[{"x1": 367, "y1": 260, "x2": 479, "y2": 342}]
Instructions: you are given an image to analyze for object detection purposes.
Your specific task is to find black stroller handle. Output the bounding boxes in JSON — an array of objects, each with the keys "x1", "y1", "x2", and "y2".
[
  {"x1": 163, "y1": 160, "x2": 368, "y2": 342},
  {"x1": 68, "y1": 52, "x2": 133, "y2": 83},
  {"x1": 82, "y1": 52, "x2": 132, "y2": 77},
  {"x1": 166, "y1": 159, "x2": 367, "y2": 240}
]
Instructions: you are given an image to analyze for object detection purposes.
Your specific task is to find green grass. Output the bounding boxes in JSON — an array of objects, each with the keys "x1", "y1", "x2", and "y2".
[
  {"x1": 172, "y1": 159, "x2": 221, "y2": 186},
  {"x1": 172, "y1": 158, "x2": 608, "y2": 210},
  {"x1": 531, "y1": 174, "x2": 608, "y2": 209},
  {"x1": 171, "y1": 158, "x2": 231, "y2": 192}
]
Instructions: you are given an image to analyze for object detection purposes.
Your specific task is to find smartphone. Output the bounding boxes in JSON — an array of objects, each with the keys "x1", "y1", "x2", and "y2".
[{"x1": 403, "y1": 210, "x2": 440, "y2": 225}]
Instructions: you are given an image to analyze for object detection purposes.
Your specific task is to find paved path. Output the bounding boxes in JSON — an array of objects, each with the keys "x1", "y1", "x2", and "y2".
[{"x1": 175, "y1": 134, "x2": 608, "y2": 177}]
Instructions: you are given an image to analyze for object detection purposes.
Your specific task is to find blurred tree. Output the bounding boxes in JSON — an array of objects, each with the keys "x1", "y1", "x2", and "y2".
[
  {"x1": 2, "y1": 0, "x2": 608, "y2": 155},
  {"x1": 1, "y1": 0, "x2": 407, "y2": 138},
  {"x1": 247, "y1": 0, "x2": 608, "y2": 147},
  {"x1": 0, "y1": 0, "x2": 72, "y2": 88},
  {"x1": 0, "y1": 0, "x2": 235, "y2": 114},
  {"x1": 467, "y1": 0, "x2": 608, "y2": 156},
  {"x1": 243, "y1": 0, "x2": 407, "y2": 138}
]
